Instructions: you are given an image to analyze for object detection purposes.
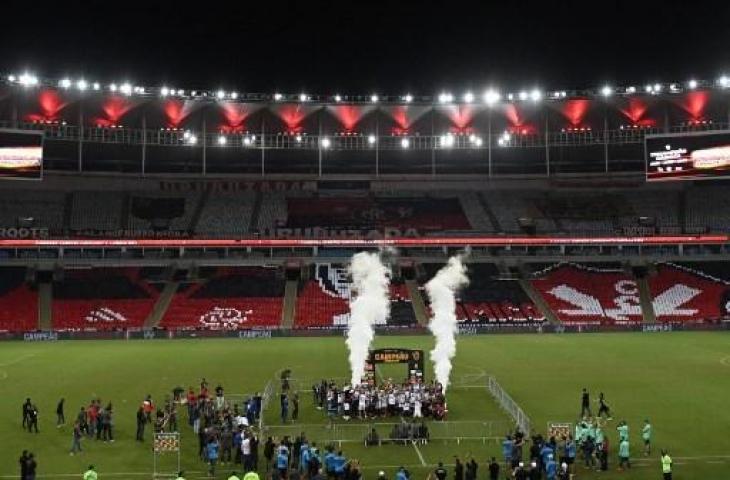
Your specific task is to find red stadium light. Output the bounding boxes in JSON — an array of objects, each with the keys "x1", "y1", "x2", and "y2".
[
  {"x1": 220, "y1": 102, "x2": 261, "y2": 133},
  {"x1": 617, "y1": 97, "x2": 653, "y2": 125},
  {"x1": 272, "y1": 104, "x2": 316, "y2": 131},
  {"x1": 91, "y1": 95, "x2": 137, "y2": 127},
  {"x1": 163, "y1": 99, "x2": 199, "y2": 128},
  {"x1": 385, "y1": 105, "x2": 429, "y2": 131},
  {"x1": 503, "y1": 104, "x2": 536, "y2": 134},
  {"x1": 327, "y1": 105, "x2": 375, "y2": 131},
  {"x1": 25, "y1": 89, "x2": 69, "y2": 122},
  {"x1": 675, "y1": 90, "x2": 709, "y2": 121},
  {"x1": 439, "y1": 105, "x2": 477, "y2": 130},
  {"x1": 559, "y1": 98, "x2": 591, "y2": 127}
]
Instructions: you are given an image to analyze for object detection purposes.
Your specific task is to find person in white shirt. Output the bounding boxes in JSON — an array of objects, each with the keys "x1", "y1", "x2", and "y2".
[{"x1": 241, "y1": 434, "x2": 252, "y2": 471}]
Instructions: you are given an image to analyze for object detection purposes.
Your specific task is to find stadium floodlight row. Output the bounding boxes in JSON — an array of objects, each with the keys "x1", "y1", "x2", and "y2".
[{"x1": 4, "y1": 70, "x2": 730, "y2": 105}]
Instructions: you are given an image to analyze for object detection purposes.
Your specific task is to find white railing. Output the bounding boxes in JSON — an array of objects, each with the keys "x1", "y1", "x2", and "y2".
[{"x1": 486, "y1": 375, "x2": 532, "y2": 436}]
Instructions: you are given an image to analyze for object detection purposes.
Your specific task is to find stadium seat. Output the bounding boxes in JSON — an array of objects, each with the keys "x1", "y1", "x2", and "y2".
[
  {"x1": 648, "y1": 263, "x2": 730, "y2": 323},
  {"x1": 160, "y1": 267, "x2": 284, "y2": 330},
  {"x1": 51, "y1": 268, "x2": 158, "y2": 330},
  {"x1": 530, "y1": 263, "x2": 643, "y2": 325},
  {"x1": 0, "y1": 268, "x2": 38, "y2": 332}
]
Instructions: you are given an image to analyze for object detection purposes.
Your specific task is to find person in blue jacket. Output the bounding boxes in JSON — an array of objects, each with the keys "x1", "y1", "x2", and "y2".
[
  {"x1": 545, "y1": 454, "x2": 558, "y2": 480},
  {"x1": 395, "y1": 466, "x2": 409, "y2": 480},
  {"x1": 324, "y1": 448, "x2": 336, "y2": 479},
  {"x1": 333, "y1": 451, "x2": 347, "y2": 479},
  {"x1": 276, "y1": 448, "x2": 289, "y2": 480},
  {"x1": 502, "y1": 435, "x2": 514, "y2": 469}
]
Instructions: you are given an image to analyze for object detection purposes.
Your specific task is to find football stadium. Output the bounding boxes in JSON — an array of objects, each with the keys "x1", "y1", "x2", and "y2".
[{"x1": 2, "y1": 3, "x2": 730, "y2": 480}]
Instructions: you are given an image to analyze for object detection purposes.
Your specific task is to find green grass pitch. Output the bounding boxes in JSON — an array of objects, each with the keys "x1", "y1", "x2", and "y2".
[{"x1": 1, "y1": 332, "x2": 729, "y2": 479}]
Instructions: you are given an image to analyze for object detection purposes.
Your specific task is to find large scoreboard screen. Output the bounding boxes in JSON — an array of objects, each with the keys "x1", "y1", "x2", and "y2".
[
  {"x1": 646, "y1": 130, "x2": 730, "y2": 181},
  {"x1": 0, "y1": 129, "x2": 43, "y2": 180}
]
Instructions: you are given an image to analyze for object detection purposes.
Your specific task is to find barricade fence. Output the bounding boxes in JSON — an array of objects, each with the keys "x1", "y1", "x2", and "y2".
[
  {"x1": 486, "y1": 375, "x2": 532, "y2": 436},
  {"x1": 260, "y1": 420, "x2": 511, "y2": 447}
]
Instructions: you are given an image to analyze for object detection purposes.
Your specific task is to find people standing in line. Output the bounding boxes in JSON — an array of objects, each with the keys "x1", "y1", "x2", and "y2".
[
  {"x1": 281, "y1": 394, "x2": 289, "y2": 424},
  {"x1": 488, "y1": 457, "x2": 499, "y2": 480},
  {"x1": 501, "y1": 435, "x2": 514, "y2": 471},
  {"x1": 642, "y1": 419, "x2": 652, "y2": 456},
  {"x1": 660, "y1": 449, "x2": 672, "y2": 480},
  {"x1": 56, "y1": 398, "x2": 65, "y2": 427},
  {"x1": 597, "y1": 392, "x2": 612, "y2": 419},
  {"x1": 22, "y1": 398, "x2": 32, "y2": 429},
  {"x1": 453, "y1": 457, "x2": 463, "y2": 480},
  {"x1": 136, "y1": 407, "x2": 146, "y2": 442},
  {"x1": 83, "y1": 465, "x2": 97, "y2": 480},
  {"x1": 86, "y1": 401, "x2": 97, "y2": 438},
  {"x1": 431, "y1": 462, "x2": 447, "y2": 480},
  {"x1": 101, "y1": 403, "x2": 114, "y2": 442},
  {"x1": 19, "y1": 450, "x2": 28, "y2": 480},
  {"x1": 263, "y1": 437, "x2": 275, "y2": 472},
  {"x1": 27, "y1": 404, "x2": 39, "y2": 433},
  {"x1": 617, "y1": 420, "x2": 629, "y2": 443},
  {"x1": 276, "y1": 445, "x2": 289, "y2": 480},
  {"x1": 292, "y1": 392, "x2": 300, "y2": 422},
  {"x1": 207, "y1": 437, "x2": 220, "y2": 477},
  {"x1": 70, "y1": 421, "x2": 83, "y2": 455},
  {"x1": 580, "y1": 388, "x2": 591, "y2": 418},
  {"x1": 25, "y1": 453, "x2": 37, "y2": 480},
  {"x1": 618, "y1": 437, "x2": 631, "y2": 471},
  {"x1": 545, "y1": 454, "x2": 557, "y2": 480}
]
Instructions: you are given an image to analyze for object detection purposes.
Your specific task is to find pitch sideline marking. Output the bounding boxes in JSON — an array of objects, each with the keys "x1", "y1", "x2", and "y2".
[
  {"x1": 0, "y1": 353, "x2": 36, "y2": 367},
  {"x1": 720, "y1": 355, "x2": 730, "y2": 367},
  {"x1": 411, "y1": 440, "x2": 428, "y2": 466}
]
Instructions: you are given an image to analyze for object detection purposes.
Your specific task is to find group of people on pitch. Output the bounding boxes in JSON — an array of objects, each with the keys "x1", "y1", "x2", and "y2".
[
  {"x1": 313, "y1": 377, "x2": 447, "y2": 421},
  {"x1": 267, "y1": 434, "x2": 364, "y2": 480},
  {"x1": 578, "y1": 388, "x2": 673, "y2": 479}
]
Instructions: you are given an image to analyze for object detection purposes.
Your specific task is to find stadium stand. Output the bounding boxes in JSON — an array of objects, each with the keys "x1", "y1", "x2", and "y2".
[
  {"x1": 458, "y1": 264, "x2": 544, "y2": 324},
  {"x1": 648, "y1": 263, "x2": 730, "y2": 323},
  {"x1": 418, "y1": 263, "x2": 543, "y2": 325},
  {"x1": 0, "y1": 268, "x2": 38, "y2": 332},
  {"x1": 5, "y1": 180, "x2": 730, "y2": 240},
  {"x1": 51, "y1": 268, "x2": 158, "y2": 330},
  {"x1": 159, "y1": 267, "x2": 284, "y2": 330},
  {"x1": 0, "y1": 190, "x2": 66, "y2": 232},
  {"x1": 127, "y1": 192, "x2": 202, "y2": 233},
  {"x1": 686, "y1": 185, "x2": 730, "y2": 234},
  {"x1": 294, "y1": 263, "x2": 416, "y2": 328},
  {"x1": 530, "y1": 263, "x2": 643, "y2": 325},
  {"x1": 194, "y1": 191, "x2": 257, "y2": 236},
  {"x1": 69, "y1": 191, "x2": 124, "y2": 232}
]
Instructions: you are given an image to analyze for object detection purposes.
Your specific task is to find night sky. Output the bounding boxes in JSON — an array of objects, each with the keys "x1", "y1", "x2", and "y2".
[{"x1": 2, "y1": 0, "x2": 729, "y2": 95}]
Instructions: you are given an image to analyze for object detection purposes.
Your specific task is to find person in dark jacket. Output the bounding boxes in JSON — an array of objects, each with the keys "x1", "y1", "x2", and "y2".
[
  {"x1": 453, "y1": 457, "x2": 463, "y2": 480},
  {"x1": 25, "y1": 453, "x2": 37, "y2": 480},
  {"x1": 136, "y1": 407, "x2": 146, "y2": 441},
  {"x1": 56, "y1": 399, "x2": 65, "y2": 426},
  {"x1": 487, "y1": 457, "x2": 499, "y2": 480},
  {"x1": 19, "y1": 451, "x2": 28, "y2": 480}
]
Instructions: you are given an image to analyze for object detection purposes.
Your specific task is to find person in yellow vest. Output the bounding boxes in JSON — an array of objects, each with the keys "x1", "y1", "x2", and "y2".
[
  {"x1": 243, "y1": 470, "x2": 260, "y2": 480},
  {"x1": 227, "y1": 472, "x2": 241, "y2": 480},
  {"x1": 83, "y1": 465, "x2": 97, "y2": 480},
  {"x1": 661, "y1": 450, "x2": 672, "y2": 480},
  {"x1": 175, "y1": 471, "x2": 186, "y2": 480}
]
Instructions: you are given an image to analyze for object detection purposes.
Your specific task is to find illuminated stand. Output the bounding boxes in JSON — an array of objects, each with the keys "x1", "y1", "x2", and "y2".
[
  {"x1": 362, "y1": 348, "x2": 425, "y2": 385},
  {"x1": 153, "y1": 432, "x2": 181, "y2": 478}
]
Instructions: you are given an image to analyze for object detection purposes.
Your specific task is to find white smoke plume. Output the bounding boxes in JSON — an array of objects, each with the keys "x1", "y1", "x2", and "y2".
[
  {"x1": 426, "y1": 254, "x2": 469, "y2": 392},
  {"x1": 346, "y1": 251, "x2": 392, "y2": 387}
]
